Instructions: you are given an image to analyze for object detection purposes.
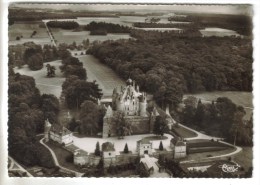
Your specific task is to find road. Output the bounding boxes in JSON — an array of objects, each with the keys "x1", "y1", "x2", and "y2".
[{"x1": 43, "y1": 21, "x2": 57, "y2": 47}]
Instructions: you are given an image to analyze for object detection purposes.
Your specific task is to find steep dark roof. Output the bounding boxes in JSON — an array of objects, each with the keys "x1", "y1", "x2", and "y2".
[
  {"x1": 50, "y1": 124, "x2": 72, "y2": 136},
  {"x1": 137, "y1": 139, "x2": 151, "y2": 145},
  {"x1": 102, "y1": 142, "x2": 115, "y2": 152}
]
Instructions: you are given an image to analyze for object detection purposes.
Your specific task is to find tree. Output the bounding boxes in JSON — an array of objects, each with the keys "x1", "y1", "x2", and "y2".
[
  {"x1": 79, "y1": 100, "x2": 102, "y2": 135},
  {"x1": 46, "y1": 64, "x2": 56, "y2": 77},
  {"x1": 153, "y1": 116, "x2": 169, "y2": 137},
  {"x1": 27, "y1": 53, "x2": 43, "y2": 71},
  {"x1": 194, "y1": 99, "x2": 205, "y2": 126},
  {"x1": 230, "y1": 110, "x2": 251, "y2": 146},
  {"x1": 113, "y1": 111, "x2": 132, "y2": 139},
  {"x1": 94, "y1": 141, "x2": 101, "y2": 156},
  {"x1": 158, "y1": 154, "x2": 165, "y2": 166},
  {"x1": 123, "y1": 143, "x2": 129, "y2": 153},
  {"x1": 159, "y1": 141, "x2": 164, "y2": 151}
]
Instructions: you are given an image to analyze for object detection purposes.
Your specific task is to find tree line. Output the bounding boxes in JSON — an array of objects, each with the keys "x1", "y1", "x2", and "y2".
[
  {"x1": 46, "y1": 21, "x2": 80, "y2": 30},
  {"x1": 9, "y1": 43, "x2": 59, "y2": 70},
  {"x1": 180, "y1": 96, "x2": 253, "y2": 146},
  {"x1": 59, "y1": 49, "x2": 104, "y2": 136},
  {"x1": 8, "y1": 70, "x2": 59, "y2": 167},
  {"x1": 84, "y1": 21, "x2": 131, "y2": 34}
]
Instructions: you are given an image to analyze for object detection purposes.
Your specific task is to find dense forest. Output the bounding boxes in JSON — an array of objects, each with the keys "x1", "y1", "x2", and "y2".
[
  {"x1": 84, "y1": 21, "x2": 131, "y2": 34},
  {"x1": 87, "y1": 31, "x2": 252, "y2": 109},
  {"x1": 46, "y1": 21, "x2": 79, "y2": 30},
  {"x1": 8, "y1": 70, "x2": 58, "y2": 167}
]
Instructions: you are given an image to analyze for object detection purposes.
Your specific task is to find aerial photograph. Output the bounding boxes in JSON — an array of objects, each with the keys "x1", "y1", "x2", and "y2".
[{"x1": 7, "y1": 3, "x2": 253, "y2": 178}]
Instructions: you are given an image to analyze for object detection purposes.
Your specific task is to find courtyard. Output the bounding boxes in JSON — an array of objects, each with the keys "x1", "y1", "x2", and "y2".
[{"x1": 72, "y1": 133, "x2": 174, "y2": 155}]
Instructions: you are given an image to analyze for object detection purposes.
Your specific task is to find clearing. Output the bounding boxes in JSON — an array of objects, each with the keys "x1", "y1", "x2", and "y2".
[{"x1": 14, "y1": 60, "x2": 64, "y2": 98}]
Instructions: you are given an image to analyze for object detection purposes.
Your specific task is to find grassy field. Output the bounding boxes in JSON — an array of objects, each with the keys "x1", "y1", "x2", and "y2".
[
  {"x1": 77, "y1": 55, "x2": 125, "y2": 97},
  {"x1": 184, "y1": 91, "x2": 253, "y2": 120},
  {"x1": 9, "y1": 22, "x2": 52, "y2": 46},
  {"x1": 14, "y1": 60, "x2": 64, "y2": 98}
]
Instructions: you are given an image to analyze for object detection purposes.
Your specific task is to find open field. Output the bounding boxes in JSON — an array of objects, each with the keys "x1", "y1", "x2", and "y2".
[
  {"x1": 184, "y1": 91, "x2": 253, "y2": 120},
  {"x1": 9, "y1": 22, "x2": 52, "y2": 46},
  {"x1": 77, "y1": 55, "x2": 125, "y2": 97},
  {"x1": 14, "y1": 60, "x2": 64, "y2": 98}
]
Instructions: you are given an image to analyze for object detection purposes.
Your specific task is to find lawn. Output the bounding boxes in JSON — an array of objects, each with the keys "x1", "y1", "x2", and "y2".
[
  {"x1": 172, "y1": 125, "x2": 198, "y2": 138},
  {"x1": 77, "y1": 55, "x2": 125, "y2": 98},
  {"x1": 14, "y1": 60, "x2": 64, "y2": 98}
]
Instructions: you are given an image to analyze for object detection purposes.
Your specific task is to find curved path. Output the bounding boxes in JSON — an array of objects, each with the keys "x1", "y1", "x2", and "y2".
[{"x1": 39, "y1": 138, "x2": 84, "y2": 177}]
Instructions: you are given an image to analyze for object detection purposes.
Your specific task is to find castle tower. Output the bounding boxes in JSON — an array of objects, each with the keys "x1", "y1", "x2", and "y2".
[
  {"x1": 44, "y1": 119, "x2": 52, "y2": 142},
  {"x1": 104, "y1": 105, "x2": 113, "y2": 118},
  {"x1": 103, "y1": 105, "x2": 113, "y2": 138},
  {"x1": 139, "y1": 94, "x2": 147, "y2": 117}
]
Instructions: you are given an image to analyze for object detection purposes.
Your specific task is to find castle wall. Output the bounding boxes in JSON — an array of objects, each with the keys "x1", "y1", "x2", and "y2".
[
  {"x1": 103, "y1": 115, "x2": 155, "y2": 138},
  {"x1": 125, "y1": 116, "x2": 150, "y2": 135}
]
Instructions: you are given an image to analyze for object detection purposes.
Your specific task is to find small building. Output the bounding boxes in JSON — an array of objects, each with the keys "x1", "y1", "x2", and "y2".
[
  {"x1": 73, "y1": 149, "x2": 89, "y2": 166},
  {"x1": 170, "y1": 137, "x2": 187, "y2": 159},
  {"x1": 49, "y1": 124, "x2": 73, "y2": 145},
  {"x1": 102, "y1": 142, "x2": 116, "y2": 161},
  {"x1": 137, "y1": 139, "x2": 153, "y2": 156}
]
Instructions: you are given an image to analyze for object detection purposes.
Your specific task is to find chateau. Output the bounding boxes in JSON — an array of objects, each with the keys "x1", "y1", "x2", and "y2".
[{"x1": 102, "y1": 78, "x2": 159, "y2": 138}]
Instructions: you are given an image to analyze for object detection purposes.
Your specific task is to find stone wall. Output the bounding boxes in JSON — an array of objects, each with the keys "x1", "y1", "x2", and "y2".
[
  {"x1": 103, "y1": 115, "x2": 154, "y2": 138},
  {"x1": 125, "y1": 116, "x2": 151, "y2": 135}
]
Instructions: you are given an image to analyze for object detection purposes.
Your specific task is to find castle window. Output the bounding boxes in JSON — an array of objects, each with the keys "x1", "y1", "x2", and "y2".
[{"x1": 109, "y1": 153, "x2": 111, "y2": 156}]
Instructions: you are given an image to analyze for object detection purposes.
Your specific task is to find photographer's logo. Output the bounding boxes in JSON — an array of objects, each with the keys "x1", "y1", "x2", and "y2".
[{"x1": 218, "y1": 163, "x2": 240, "y2": 173}]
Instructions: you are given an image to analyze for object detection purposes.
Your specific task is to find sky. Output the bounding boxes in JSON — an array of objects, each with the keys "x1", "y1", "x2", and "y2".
[{"x1": 10, "y1": 3, "x2": 253, "y2": 16}]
